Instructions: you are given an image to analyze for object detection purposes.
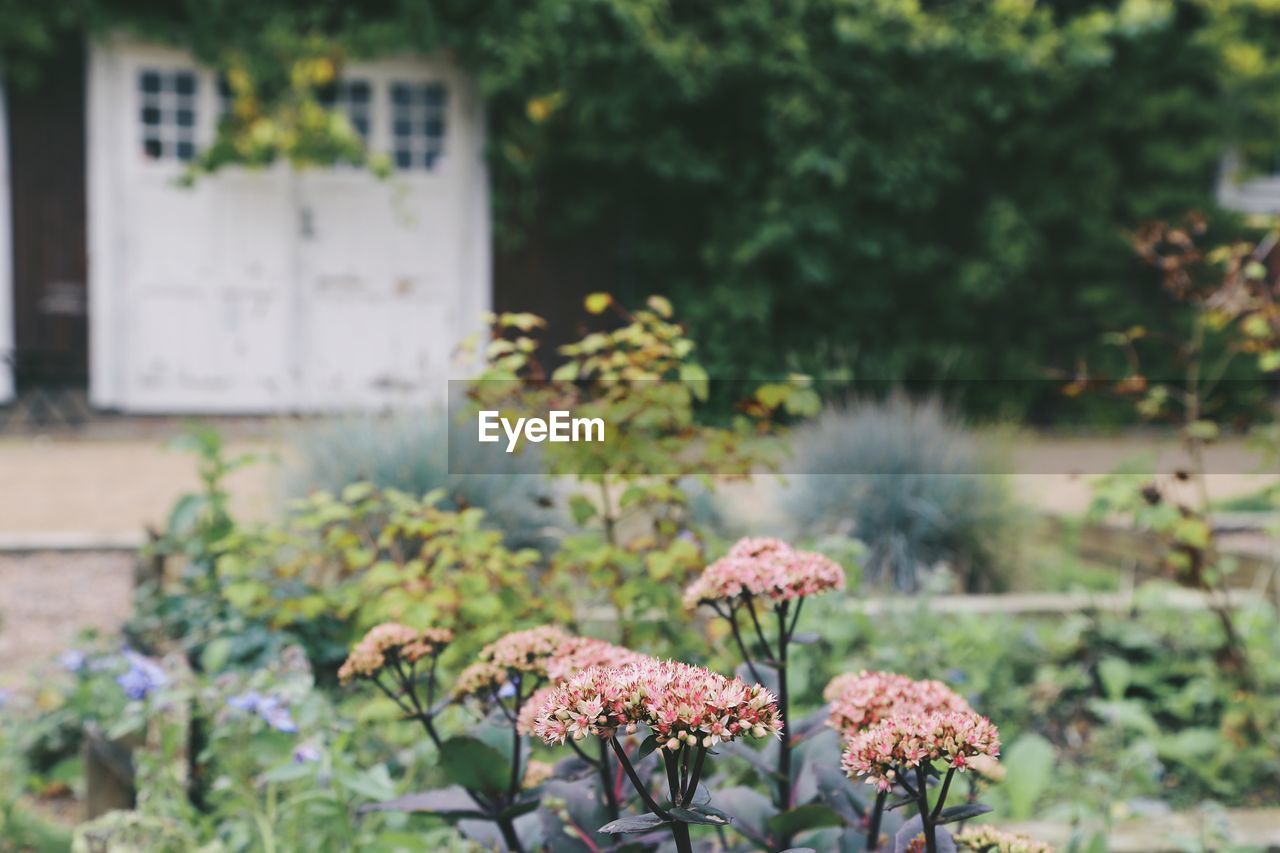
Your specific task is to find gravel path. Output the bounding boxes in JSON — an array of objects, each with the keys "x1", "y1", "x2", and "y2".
[{"x1": 0, "y1": 552, "x2": 134, "y2": 682}]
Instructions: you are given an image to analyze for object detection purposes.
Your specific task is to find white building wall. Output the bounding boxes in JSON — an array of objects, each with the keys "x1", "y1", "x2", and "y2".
[{"x1": 87, "y1": 36, "x2": 491, "y2": 413}]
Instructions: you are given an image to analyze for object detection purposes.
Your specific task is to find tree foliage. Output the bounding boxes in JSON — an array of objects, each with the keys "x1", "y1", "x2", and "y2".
[{"x1": 7, "y1": 0, "x2": 1280, "y2": 412}]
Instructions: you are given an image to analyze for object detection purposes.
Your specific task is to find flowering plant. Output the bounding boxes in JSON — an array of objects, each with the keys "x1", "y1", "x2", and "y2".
[
  {"x1": 342, "y1": 623, "x2": 662, "y2": 851},
  {"x1": 326, "y1": 535, "x2": 1046, "y2": 852},
  {"x1": 843, "y1": 711, "x2": 1000, "y2": 847},
  {"x1": 684, "y1": 536, "x2": 845, "y2": 846},
  {"x1": 826, "y1": 670, "x2": 973, "y2": 740},
  {"x1": 533, "y1": 659, "x2": 781, "y2": 852}
]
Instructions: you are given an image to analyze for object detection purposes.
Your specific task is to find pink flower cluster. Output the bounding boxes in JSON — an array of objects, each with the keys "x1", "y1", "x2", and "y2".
[
  {"x1": 516, "y1": 638, "x2": 649, "y2": 734},
  {"x1": 683, "y1": 537, "x2": 846, "y2": 608},
  {"x1": 453, "y1": 626, "x2": 644, "y2": 701},
  {"x1": 546, "y1": 636, "x2": 649, "y2": 683},
  {"x1": 841, "y1": 711, "x2": 1001, "y2": 791},
  {"x1": 825, "y1": 670, "x2": 971, "y2": 736},
  {"x1": 532, "y1": 659, "x2": 782, "y2": 750},
  {"x1": 338, "y1": 623, "x2": 453, "y2": 684}
]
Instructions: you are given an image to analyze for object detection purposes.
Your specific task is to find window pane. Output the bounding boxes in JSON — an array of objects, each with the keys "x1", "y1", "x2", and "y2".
[
  {"x1": 390, "y1": 80, "x2": 448, "y2": 171},
  {"x1": 138, "y1": 69, "x2": 199, "y2": 163}
]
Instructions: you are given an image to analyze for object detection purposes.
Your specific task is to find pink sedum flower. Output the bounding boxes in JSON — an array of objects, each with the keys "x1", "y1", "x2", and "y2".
[
  {"x1": 338, "y1": 623, "x2": 453, "y2": 684},
  {"x1": 518, "y1": 685, "x2": 557, "y2": 735},
  {"x1": 532, "y1": 659, "x2": 782, "y2": 750},
  {"x1": 479, "y1": 626, "x2": 573, "y2": 673},
  {"x1": 453, "y1": 626, "x2": 645, "y2": 702},
  {"x1": 684, "y1": 537, "x2": 845, "y2": 608},
  {"x1": 825, "y1": 670, "x2": 971, "y2": 736},
  {"x1": 841, "y1": 711, "x2": 1001, "y2": 792},
  {"x1": 452, "y1": 626, "x2": 571, "y2": 700},
  {"x1": 545, "y1": 636, "x2": 649, "y2": 683}
]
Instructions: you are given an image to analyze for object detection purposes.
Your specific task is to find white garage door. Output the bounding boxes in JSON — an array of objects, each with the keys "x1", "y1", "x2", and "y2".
[{"x1": 87, "y1": 38, "x2": 490, "y2": 413}]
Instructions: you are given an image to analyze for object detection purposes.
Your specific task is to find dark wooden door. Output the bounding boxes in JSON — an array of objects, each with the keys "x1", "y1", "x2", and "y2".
[{"x1": 8, "y1": 39, "x2": 88, "y2": 385}]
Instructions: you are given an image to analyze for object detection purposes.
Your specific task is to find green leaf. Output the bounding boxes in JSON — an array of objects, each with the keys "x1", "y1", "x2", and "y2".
[
  {"x1": 679, "y1": 363, "x2": 709, "y2": 401},
  {"x1": 551, "y1": 362, "x2": 579, "y2": 382},
  {"x1": 647, "y1": 295, "x2": 674, "y2": 318},
  {"x1": 1243, "y1": 313, "x2": 1270, "y2": 336},
  {"x1": 812, "y1": 761, "x2": 865, "y2": 825},
  {"x1": 713, "y1": 786, "x2": 777, "y2": 847},
  {"x1": 569, "y1": 494, "x2": 598, "y2": 526},
  {"x1": 755, "y1": 383, "x2": 790, "y2": 410},
  {"x1": 334, "y1": 766, "x2": 398, "y2": 801},
  {"x1": 669, "y1": 806, "x2": 730, "y2": 826},
  {"x1": 637, "y1": 734, "x2": 660, "y2": 760},
  {"x1": 1096, "y1": 656, "x2": 1131, "y2": 701},
  {"x1": 584, "y1": 293, "x2": 612, "y2": 314},
  {"x1": 166, "y1": 493, "x2": 205, "y2": 536},
  {"x1": 438, "y1": 736, "x2": 510, "y2": 794},
  {"x1": 783, "y1": 387, "x2": 822, "y2": 417},
  {"x1": 997, "y1": 733, "x2": 1055, "y2": 820},
  {"x1": 359, "y1": 785, "x2": 487, "y2": 819},
  {"x1": 934, "y1": 803, "x2": 992, "y2": 825},
  {"x1": 199, "y1": 637, "x2": 234, "y2": 674},
  {"x1": 1156, "y1": 728, "x2": 1223, "y2": 765},
  {"x1": 598, "y1": 813, "x2": 668, "y2": 834}
]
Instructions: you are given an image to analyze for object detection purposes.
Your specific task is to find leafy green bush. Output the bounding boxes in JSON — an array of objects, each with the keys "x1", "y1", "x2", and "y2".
[
  {"x1": 465, "y1": 294, "x2": 808, "y2": 654},
  {"x1": 283, "y1": 410, "x2": 566, "y2": 553},
  {"x1": 779, "y1": 396, "x2": 1022, "y2": 592},
  {"x1": 802, "y1": 587, "x2": 1280, "y2": 819},
  {"x1": 217, "y1": 484, "x2": 553, "y2": 669}
]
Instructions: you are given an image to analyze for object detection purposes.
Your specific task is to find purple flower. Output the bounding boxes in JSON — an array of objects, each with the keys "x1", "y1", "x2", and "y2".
[
  {"x1": 256, "y1": 696, "x2": 298, "y2": 734},
  {"x1": 293, "y1": 743, "x2": 322, "y2": 763},
  {"x1": 227, "y1": 690, "x2": 297, "y2": 733},
  {"x1": 227, "y1": 691, "x2": 263, "y2": 712},
  {"x1": 116, "y1": 652, "x2": 167, "y2": 700}
]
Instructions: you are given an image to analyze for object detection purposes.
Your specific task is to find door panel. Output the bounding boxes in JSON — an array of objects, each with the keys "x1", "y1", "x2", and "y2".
[{"x1": 8, "y1": 40, "x2": 88, "y2": 385}]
